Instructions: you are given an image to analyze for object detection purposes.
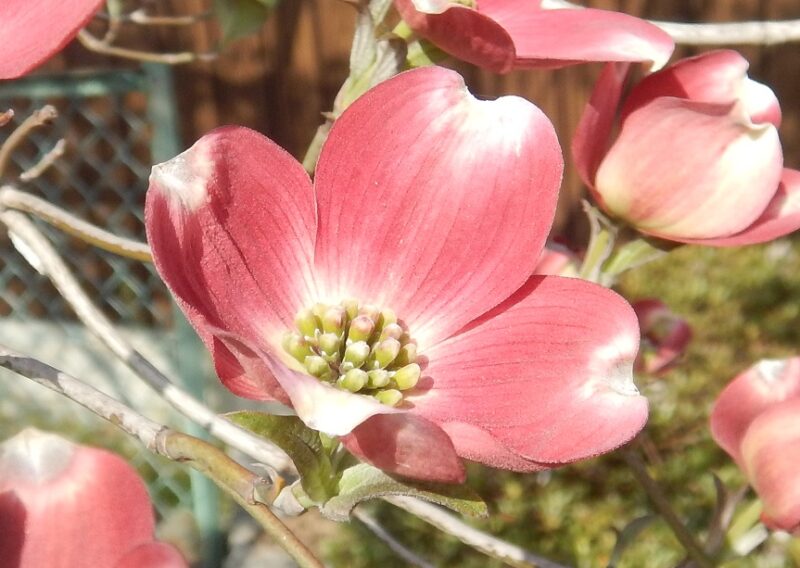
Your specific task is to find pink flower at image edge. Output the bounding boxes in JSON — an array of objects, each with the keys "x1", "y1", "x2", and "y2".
[
  {"x1": 0, "y1": 429, "x2": 186, "y2": 567},
  {"x1": 710, "y1": 358, "x2": 800, "y2": 533},
  {"x1": 573, "y1": 50, "x2": 800, "y2": 246},
  {"x1": 145, "y1": 66, "x2": 648, "y2": 483},
  {"x1": 0, "y1": 1, "x2": 104, "y2": 79},
  {"x1": 394, "y1": 0, "x2": 674, "y2": 73}
]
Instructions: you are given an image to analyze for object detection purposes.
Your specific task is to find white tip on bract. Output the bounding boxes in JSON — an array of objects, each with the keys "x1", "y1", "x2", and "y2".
[
  {"x1": 754, "y1": 358, "x2": 789, "y2": 385},
  {"x1": 411, "y1": 0, "x2": 453, "y2": 14},
  {"x1": 586, "y1": 333, "x2": 641, "y2": 398},
  {"x1": 0, "y1": 428, "x2": 75, "y2": 485},
  {"x1": 150, "y1": 137, "x2": 213, "y2": 213}
]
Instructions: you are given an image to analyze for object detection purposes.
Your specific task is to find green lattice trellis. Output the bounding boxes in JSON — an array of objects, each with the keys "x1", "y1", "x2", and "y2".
[{"x1": 0, "y1": 65, "x2": 223, "y2": 566}]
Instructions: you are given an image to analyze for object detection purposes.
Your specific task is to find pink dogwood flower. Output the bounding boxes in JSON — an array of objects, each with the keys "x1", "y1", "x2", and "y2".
[
  {"x1": 710, "y1": 358, "x2": 800, "y2": 533},
  {"x1": 534, "y1": 241, "x2": 581, "y2": 277},
  {"x1": 574, "y1": 50, "x2": 800, "y2": 246},
  {"x1": 145, "y1": 66, "x2": 648, "y2": 483},
  {"x1": 1, "y1": 0, "x2": 104, "y2": 79},
  {"x1": 0, "y1": 429, "x2": 187, "y2": 567},
  {"x1": 394, "y1": 0, "x2": 674, "y2": 73},
  {"x1": 632, "y1": 299, "x2": 691, "y2": 376}
]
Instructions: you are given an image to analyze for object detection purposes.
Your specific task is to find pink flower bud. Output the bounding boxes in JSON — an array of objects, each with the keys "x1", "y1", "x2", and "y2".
[
  {"x1": 632, "y1": 298, "x2": 691, "y2": 375},
  {"x1": 574, "y1": 50, "x2": 800, "y2": 246}
]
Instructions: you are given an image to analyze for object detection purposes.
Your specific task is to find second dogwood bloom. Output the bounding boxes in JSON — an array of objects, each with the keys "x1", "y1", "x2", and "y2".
[
  {"x1": 710, "y1": 358, "x2": 800, "y2": 533},
  {"x1": 574, "y1": 50, "x2": 800, "y2": 246},
  {"x1": 146, "y1": 67, "x2": 648, "y2": 483}
]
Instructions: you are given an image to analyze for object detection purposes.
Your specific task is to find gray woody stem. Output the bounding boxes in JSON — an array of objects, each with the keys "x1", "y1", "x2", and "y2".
[
  {"x1": 0, "y1": 346, "x2": 323, "y2": 568},
  {"x1": 386, "y1": 496, "x2": 571, "y2": 568}
]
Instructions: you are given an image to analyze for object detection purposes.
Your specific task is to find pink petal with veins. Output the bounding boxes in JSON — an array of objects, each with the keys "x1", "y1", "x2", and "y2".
[
  {"x1": 412, "y1": 276, "x2": 647, "y2": 466},
  {"x1": 0, "y1": 0, "x2": 104, "y2": 79},
  {"x1": 315, "y1": 66, "x2": 562, "y2": 350}
]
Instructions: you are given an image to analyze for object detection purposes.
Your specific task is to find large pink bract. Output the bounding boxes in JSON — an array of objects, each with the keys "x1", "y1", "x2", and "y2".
[
  {"x1": 574, "y1": 50, "x2": 800, "y2": 246},
  {"x1": 0, "y1": 0, "x2": 104, "y2": 79},
  {"x1": 710, "y1": 358, "x2": 800, "y2": 533},
  {"x1": 0, "y1": 429, "x2": 187, "y2": 568},
  {"x1": 145, "y1": 66, "x2": 648, "y2": 483},
  {"x1": 394, "y1": 0, "x2": 674, "y2": 73}
]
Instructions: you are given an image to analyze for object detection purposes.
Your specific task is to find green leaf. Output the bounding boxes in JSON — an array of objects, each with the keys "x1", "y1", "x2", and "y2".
[
  {"x1": 607, "y1": 515, "x2": 655, "y2": 567},
  {"x1": 214, "y1": 0, "x2": 278, "y2": 44},
  {"x1": 318, "y1": 463, "x2": 488, "y2": 522},
  {"x1": 226, "y1": 411, "x2": 337, "y2": 503}
]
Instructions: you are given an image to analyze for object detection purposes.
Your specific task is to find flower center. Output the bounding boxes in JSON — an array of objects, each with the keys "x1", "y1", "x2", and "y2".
[{"x1": 282, "y1": 300, "x2": 420, "y2": 406}]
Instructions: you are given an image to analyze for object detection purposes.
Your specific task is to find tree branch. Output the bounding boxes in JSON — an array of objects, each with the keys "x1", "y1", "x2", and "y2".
[
  {"x1": 385, "y1": 496, "x2": 571, "y2": 568},
  {"x1": 0, "y1": 345, "x2": 322, "y2": 568}
]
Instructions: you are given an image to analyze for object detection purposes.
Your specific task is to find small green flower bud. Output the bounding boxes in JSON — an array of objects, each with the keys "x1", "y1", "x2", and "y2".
[
  {"x1": 338, "y1": 368, "x2": 368, "y2": 392},
  {"x1": 348, "y1": 315, "x2": 375, "y2": 343},
  {"x1": 358, "y1": 304, "x2": 381, "y2": 324},
  {"x1": 367, "y1": 369, "x2": 390, "y2": 388},
  {"x1": 342, "y1": 298, "x2": 359, "y2": 320},
  {"x1": 394, "y1": 343, "x2": 417, "y2": 367},
  {"x1": 372, "y1": 338, "x2": 401, "y2": 369},
  {"x1": 380, "y1": 308, "x2": 397, "y2": 327},
  {"x1": 380, "y1": 323, "x2": 404, "y2": 341},
  {"x1": 322, "y1": 305, "x2": 347, "y2": 335},
  {"x1": 375, "y1": 389, "x2": 403, "y2": 407},
  {"x1": 344, "y1": 341, "x2": 370, "y2": 368},
  {"x1": 282, "y1": 332, "x2": 314, "y2": 363},
  {"x1": 318, "y1": 332, "x2": 341, "y2": 356},
  {"x1": 304, "y1": 355, "x2": 331, "y2": 379},
  {"x1": 393, "y1": 363, "x2": 420, "y2": 390},
  {"x1": 311, "y1": 302, "x2": 329, "y2": 320},
  {"x1": 294, "y1": 308, "x2": 320, "y2": 338}
]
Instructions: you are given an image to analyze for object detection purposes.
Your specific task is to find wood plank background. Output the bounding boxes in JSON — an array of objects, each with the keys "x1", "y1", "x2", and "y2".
[{"x1": 47, "y1": 0, "x2": 800, "y2": 234}]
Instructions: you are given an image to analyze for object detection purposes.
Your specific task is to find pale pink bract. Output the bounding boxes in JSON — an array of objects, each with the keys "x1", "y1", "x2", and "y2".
[
  {"x1": 0, "y1": 0, "x2": 104, "y2": 79},
  {"x1": 0, "y1": 429, "x2": 187, "y2": 568},
  {"x1": 145, "y1": 67, "x2": 648, "y2": 483},
  {"x1": 394, "y1": 0, "x2": 674, "y2": 73},
  {"x1": 574, "y1": 50, "x2": 800, "y2": 246}
]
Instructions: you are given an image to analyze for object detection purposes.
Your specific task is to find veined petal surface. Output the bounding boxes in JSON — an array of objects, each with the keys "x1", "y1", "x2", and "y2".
[
  {"x1": 146, "y1": 126, "x2": 317, "y2": 400},
  {"x1": 411, "y1": 276, "x2": 647, "y2": 466},
  {"x1": 0, "y1": 0, "x2": 104, "y2": 79},
  {"x1": 314, "y1": 67, "x2": 562, "y2": 350},
  {"x1": 483, "y1": 1, "x2": 674, "y2": 71}
]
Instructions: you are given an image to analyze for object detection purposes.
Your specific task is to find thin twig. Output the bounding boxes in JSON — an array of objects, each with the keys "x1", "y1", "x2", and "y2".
[
  {"x1": 353, "y1": 508, "x2": 436, "y2": 568},
  {"x1": 77, "y1": 30, "x2": 218, "y2": 65},
  {"x1": 0, "y1": 186, "x2": 152, "y2": 262},
  {"x1": 128, "y1": 8, "x2": 212, "y2": 26},
  {"x1": 385, "y1": 496, "x2": 571, "y2": 568},
  {"x1": 19, "y1": 139, "x2": 66, "y2": 181},
  {"x1": 622, "y1": 448, "x2": 715, "y2": 568},
  {"x1": 0, "y1": 106, "x2": 58, "y2": 178},
  {"x1": 541, "y1": 1, "x2": 800, "y2": 46},
  {"x1": 0, "y1": 346, "x2": 323, "y2": 568},
  {"x1": 0, "y1": 207, "x2": 294, "y2": 476}
]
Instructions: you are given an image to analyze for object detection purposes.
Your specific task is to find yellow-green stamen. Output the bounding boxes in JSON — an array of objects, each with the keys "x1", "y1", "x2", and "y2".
[{"x1": 283, "y1": 300, "x2": 421, "y2": 406}]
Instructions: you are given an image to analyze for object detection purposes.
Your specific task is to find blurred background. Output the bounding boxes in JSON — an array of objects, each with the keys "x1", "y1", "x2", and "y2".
[{"x1": 1, "y1": 1, "x2": 799, "y2": 566}]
